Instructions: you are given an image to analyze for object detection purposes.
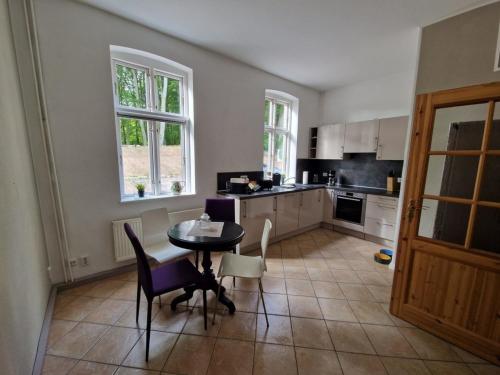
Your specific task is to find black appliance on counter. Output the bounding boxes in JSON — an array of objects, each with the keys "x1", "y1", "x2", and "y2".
[
  {"x1": 272, "y1": 173, "x2": 281, "y2": 186},
  {"x1": 259, "y1": 179, "x2": 274, "y2": 190},
  {"x1": 226, "y1": 181, "x2": 251, "y2": 194}
]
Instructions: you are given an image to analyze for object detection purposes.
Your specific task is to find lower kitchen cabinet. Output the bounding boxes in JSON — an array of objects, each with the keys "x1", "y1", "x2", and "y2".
[
  {"x1": 364, "y1": 194, "x2": 398, "y2": 240},
  {"x1": 298, "y1": 189, "x2": 324, "y2": 228},
  {"x1": 236, "y1": 196, "x2": 276, "y2": 248},
  {"x1": 323, "y1": 189, "x2": 335, "y2": 224},
  {"x1": 276, "y1": 193, "x2": 300, "y2": 237}
]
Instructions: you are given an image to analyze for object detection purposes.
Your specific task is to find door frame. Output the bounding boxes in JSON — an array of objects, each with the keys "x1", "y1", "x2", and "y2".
[{"x1": 391, "y1": 82, "x2": 500, "y2": 364}]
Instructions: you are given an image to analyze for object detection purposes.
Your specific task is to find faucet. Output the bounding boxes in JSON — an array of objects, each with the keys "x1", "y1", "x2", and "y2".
[{"x1": 281, "y1": 177, "x2": 296, "y2": 187}]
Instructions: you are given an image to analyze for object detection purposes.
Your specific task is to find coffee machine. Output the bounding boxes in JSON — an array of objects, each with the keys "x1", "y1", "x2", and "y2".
[{"x1": 327, "y1": 169, "x2": 336, "y2": 186}]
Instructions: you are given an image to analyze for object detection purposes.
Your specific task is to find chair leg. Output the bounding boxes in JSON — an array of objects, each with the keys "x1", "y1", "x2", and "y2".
[
  {"x1": 158, "y1": 296, "x2": 162, "y2": 308},
  {"x1": 232, "y1": 248, "x2": 236, "y2": 287},
  {"x1": 136, "y1": 279, "x2": 141, "y2": 323},
  {"x1": 146, "y1": 299, "x2": 152, "y2": 362},
  {"x1": 202, "y1": 290, "x2": 208, "y2": 330},
  {"x1": 212, "y1": 277, "x2": 224, "y2": 325},
  {"x1": 258, "y1": 278, "x2": 269, "y2": 327}
]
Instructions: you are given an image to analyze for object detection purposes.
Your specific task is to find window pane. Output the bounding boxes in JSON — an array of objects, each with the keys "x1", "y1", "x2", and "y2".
[
  {"x1": 490, "y1": 102, "x2": 500, "y2": 149},
  {"x1": 423, "y1": 155, "x2": 478, "y2": 199},
  {"x1": 158, "y1": 122, "x2": 184, "y2": 193},
  {"x1": 263, "y1": 131, "x2": 272, "y2": 174},
  {"x1": 264, "y1": 99, "x2": 271, "y2": 127},
  {"x1": 115, "y1": 64, "x2": 147, "y2": 109},
  {"x1": 273, "y1": 133, "x2": 287, "y2": 174},
  {"x1": 479, "y1": 156, "x2": 500, "y2": 202},
  {"x1": 471, "y1": 206, "x2": 500, "y2": 254},
  {"x1": 418, "y1": 198, "x2": 470, "y2": 246},
  {"x1": 431, "y1": 103, "x2": 488, "y2": 151},
  {"x1": 155, "y1": 74, "x2": 181, "y2": 114},
  {"x1": 119, "y1": 118, "x2": 151, "y2": 195},
  {"x1": 275, "y1": 102, "x2": 287, "y2": 129}
]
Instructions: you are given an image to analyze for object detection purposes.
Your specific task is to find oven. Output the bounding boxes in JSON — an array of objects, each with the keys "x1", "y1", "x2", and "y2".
[{"x1": 334, "y1": 190, "x2": 366, "y2": 226}]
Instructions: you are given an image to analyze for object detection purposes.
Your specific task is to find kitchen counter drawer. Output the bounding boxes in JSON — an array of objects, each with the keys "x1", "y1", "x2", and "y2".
[
  {"x1": 364, "y1": 217, "x2": 395, "y2": 240},
  {"x1": 365, "y1": 201, "x2": 397, "y2": 223},
  {"x1": 367, "y1": 194, "x2": 398, "y2": 207}
]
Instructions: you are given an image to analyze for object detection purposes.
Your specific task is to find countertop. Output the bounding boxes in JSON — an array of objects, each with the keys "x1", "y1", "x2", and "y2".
[{"x1": 217, "y1": 184, "x2": 399, "y2": 200}]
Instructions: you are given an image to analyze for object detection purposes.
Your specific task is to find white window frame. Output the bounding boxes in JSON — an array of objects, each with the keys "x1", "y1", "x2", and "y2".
[
  {"x1": 110, "y1": 46, "x2": 195, "y2": 201},
  {"x1": 264, "y1": 94, "x2": 292, "y2": 177}
]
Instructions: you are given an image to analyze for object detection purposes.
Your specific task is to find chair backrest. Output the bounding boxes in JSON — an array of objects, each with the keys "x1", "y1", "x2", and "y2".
[
  {"x1": 205, "y1": 198, "x2": 235, "y2": 222},
  {"x1": 141, "y1": 207, "x2": 170, "y2": 247},
  {"x1": 124, "y1": 223, "x2": 153, "y2": 297},
  {"x1": 260, "y1": 219, "x2": 273, "y2": 267}
]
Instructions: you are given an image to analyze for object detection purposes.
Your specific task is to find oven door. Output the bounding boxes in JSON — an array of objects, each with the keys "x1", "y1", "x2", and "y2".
[{"x1": 334, "y1": 195, "x2": 364, "y2": 224}]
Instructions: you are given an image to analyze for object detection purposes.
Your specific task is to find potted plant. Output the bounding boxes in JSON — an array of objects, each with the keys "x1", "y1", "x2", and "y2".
[
  {"x1": 136, "y1": 183, "x2": 145, "y2": 198},
  {"x1": 171, "y1": 181, "x2": 183, "y2": 195}
]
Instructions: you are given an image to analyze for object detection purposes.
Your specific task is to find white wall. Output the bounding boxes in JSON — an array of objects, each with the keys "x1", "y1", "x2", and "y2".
[
  {"x1": 0, "y1": 0, "x2": 51, "y2": 372},
  {"x1": 33, "y1": 0, "x2": 321, "y2": 281},
  {"x1": 320, "y1": 71, "x2": 415, "y2": 124}
]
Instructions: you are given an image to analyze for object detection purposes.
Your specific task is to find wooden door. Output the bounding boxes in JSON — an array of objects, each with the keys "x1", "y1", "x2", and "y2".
[
  {"x1": 377, "y1": 116, "x2": 409, "y2": 160},
  {"x1": 391, "y1": 83, "x2": 500, "y2": 365},
  {"x1": 317, "y1": 123, "x2": 345, "y2": 160}
]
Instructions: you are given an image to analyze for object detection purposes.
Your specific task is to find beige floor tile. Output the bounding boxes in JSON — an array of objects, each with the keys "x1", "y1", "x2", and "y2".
[
  {"x1": 258, "y1": 293, "x2": 289, "y2": 315},
  {"x1": 380, "y1": 357, "x2": 431, "y2": 375},
  {"x1": 229, "y1": 290, "x2": 259, "y2": 312},
  {"x1": 450, "y1": 346, "x2": 487, "y2": 363},
  {"x1": 318, "y1": 298, "x2": 357, "y2": 322},
  {"x1": 261, "y1": 276, "x2": 286, "y2": 294},
  {"x1": 331, "y1": 269, "x2": 363, "y2": 283},
  {"x1": 53, "y1": 296, "x2": 104, "y2": 321},
  {"x1": 59, "y1": 282, "x2": 98, "y2": 297},
  {"x1": 303, "y1": 258, "x2": 328, "y2": 269},
  {"x1": 110, "y1": 282, "x2": 143, "y2": 301},
  {"x1": 285, "y1": 279, "x2": 315, "y2": 296},
  {"x1": 312, "y1": 281, "x2": 345, "y2": 299},
  {"x1": 122, "y1": 331, "x2": 178, "y2": 370},
  {"x1": 83, "y1": 326, "x2": 142, "y2": 365},
  {"x1": 338, "y1": 352, "x2": 387, "y2": 375},
  {"x1": 115, "y1": 367, "x2": 159, "y2": 374},
  {"x1": 288, "y1": 295, "x2": 323, "y2": 318},
  {"x1": 233, "y1": 277, "x2": 259, "y2": 292},
  {"x1": 295, "y1": 347, "x2": 342, "y2": 375},
  {"x1": 183, "y1": 307, "x2": 221, "y2": 337},
  {"x1": 206, "y1": 338, "x2": 254, "y2": 375},
  {"x1": 363, "y1": 324, "x2": 418, "y2": 358},
  {"x1": 47, "y1": 322, "x2": 109, "y2": 359},
  {"x1": 219, "y1": 311, "x2": 256, "y2": 341},
  {"x1": 284, "y1": 265, "x2": 309, "y2": 279},
  {"x1": 83, "y1": 299, "x2": 133, "y2": 325},
  {"x1": 68, "y1": 361, "x2": 117, "y2": 375},
  {"x1": 356, "y1": 270, "x2": 390, "y2": 286},
  {"x1": 291, "y1": 317, "x2": 333, "y2": 350},
  {"x1": 48, "y1": 320, "x2": 78, "y2": 347},
  {"x1": 349, "y1": 300, "x2": 394, "y2": 325},
  {"x1": 424, "y1": 361, "x2": 475, "y2": 375},
  {"x1": 83, "y1": 280, "x2": 125, "y2": 298},
  {"x1": 256, "y1": 314, "x2": 293, "y2": 345},
  {"x1": 42, "y1": 355, "x2": 77, "y2": 375},
  {"x1": 399, "y1": 327, "x2": 461, "y2": 361},
  {"x1": 115, "y1": 302, "x2": 160, "y2": 330},
  {"x1": 253, "y1": 342, "x2": 297, "y2": 375},
  {"x1": 468, "y1": 364, "x2": 500, "y2": 375},
  {"x1": 366, "y1": 285, "x2": 392, "y2": 302},
  {"x1": 379, "y1": 303, "x2": 414, "y2": 327},
  {"x1": 307, "y1": 268, "x2": 335, "y2": 281},
  {"x1": 163, "y1": 334, "x2": 216, "y2": 375},
  {"x1": 151, "y1": 306, "x2": 190, "y2": 333},
  {"x1": 54, "y1": 295, "x2": 78, "y2": 314},
  {"x1": 347, "y1": 259, "x2": 377, "y2": 271},
  {"x1": 326, "y1": 321, "x2": 375, "y2": 354},
  {"x1": 339, "y1": 283, "x2": 376, "y2": 301}
]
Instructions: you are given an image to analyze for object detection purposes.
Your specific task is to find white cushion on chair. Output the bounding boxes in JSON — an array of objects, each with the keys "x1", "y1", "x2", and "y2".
[
  {"x1": 145, "y1": 240, "x2": 193, "y2": 263},
  {"x1": 218, "y1": 252, "x2": 265, "y2": 279}
]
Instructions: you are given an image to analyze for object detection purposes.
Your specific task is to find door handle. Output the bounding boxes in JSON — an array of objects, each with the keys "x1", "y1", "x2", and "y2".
[{"x1": 407, "y1": 200, "x2": 416, "y2": 222}]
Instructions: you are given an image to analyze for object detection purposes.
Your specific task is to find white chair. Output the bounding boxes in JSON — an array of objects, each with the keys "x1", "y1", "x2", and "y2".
[
  {"x1": 212, "y1": 219, "x2": 272, "y2": 326},
  {"x1": 141, "y1": 208, "x2": 193, "y2": 263}
]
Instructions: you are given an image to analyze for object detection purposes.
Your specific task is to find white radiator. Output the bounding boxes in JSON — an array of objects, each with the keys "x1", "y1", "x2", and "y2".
[
  {"x1": 112, "y1": 218, "x2": 142, "y2": 262},
  {"x1": 112, "y1": 207, "x2": 204, "y2": 262}
]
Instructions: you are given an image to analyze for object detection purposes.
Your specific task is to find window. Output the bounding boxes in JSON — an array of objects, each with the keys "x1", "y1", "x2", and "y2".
[
  {"x1": 110, "y1": 46, "x2": 194, "y2": 200},
  {"x1": 263, "y1": 92, "x2": 296, "y2": 177}
]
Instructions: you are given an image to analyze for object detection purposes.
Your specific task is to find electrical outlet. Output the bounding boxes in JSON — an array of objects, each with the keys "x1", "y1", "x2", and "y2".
[
  {"x1": 69, "y1": 258, "x2": 78, "y2": 267},
  {"x1": 79, "y1": 255, "x2": 89, "y2": 267}
]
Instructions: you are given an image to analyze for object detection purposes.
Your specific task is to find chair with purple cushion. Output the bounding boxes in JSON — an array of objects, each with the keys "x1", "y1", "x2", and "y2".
[{"x1": 124, "y1": 223, "x2": 201, "y2": 361}]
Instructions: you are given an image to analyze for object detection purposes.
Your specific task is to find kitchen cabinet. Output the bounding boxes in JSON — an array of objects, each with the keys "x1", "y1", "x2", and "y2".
[
  {"x1": 276, "y1": 193, "x2": 300, "y2": 236},
  {"x1": 323, "y1": 189, "x2": 335, "y2": 224},
  {"x1": 364, "y1": 194, "x2": 398, "y2": 240},
  {"x1": 298, "y1": 189, "x2": 324, "y2": 228},
  {"x1": 344, "y1": 120, "x2": 379, "y2": 153},
  {"x1": 316, "y1": 123, "x2": 345, "y2": 160},
  {"x1": 376, "y1": 116, "x2": 408, "y2": 160},
  {"x1": 236, "y1": 196, "x2": 276, "y2": 248}
]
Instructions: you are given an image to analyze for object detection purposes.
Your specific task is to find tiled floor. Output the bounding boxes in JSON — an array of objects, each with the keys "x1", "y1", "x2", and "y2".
[{"x1": 44, "y1": 229, "x2": 500, "y2": 375}]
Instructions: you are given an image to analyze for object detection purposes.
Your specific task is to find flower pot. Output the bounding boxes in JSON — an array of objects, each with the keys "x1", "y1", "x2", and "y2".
[{"x1": 138, "y1": 190, "x2": 145, "y2": 198}]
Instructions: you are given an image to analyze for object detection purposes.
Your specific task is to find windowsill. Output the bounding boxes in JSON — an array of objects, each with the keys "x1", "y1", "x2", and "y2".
[{"x1": 120, "y1": 191, "x2": 196, "y2": 203}]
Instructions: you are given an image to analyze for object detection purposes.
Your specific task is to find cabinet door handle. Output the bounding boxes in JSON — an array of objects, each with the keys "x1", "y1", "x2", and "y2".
[
  {"x1": 374, "y1": 137, "x2": 378, "y2": 151},
  {"x1": 318, "y1": 190, "x2": 321, "y2": 202},
  {"x1": 243, "y1": 201, "x2": 247, "y2": 218},
  {"x1": 376, "y1": 204, "x2": 395, "y2": 210},
  {"x1": 300, "y1": 192, "x2": 303, "y2": 207},
  {"x1": 273, "y1": 197, "x2": 277, "y2": 211}
]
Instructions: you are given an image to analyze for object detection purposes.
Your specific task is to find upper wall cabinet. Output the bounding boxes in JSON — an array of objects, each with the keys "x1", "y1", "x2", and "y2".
[
  {"x1": 344, "y1": 120, "x2": 379, "y2": 153},
  {"x1": 316, "y1": 123, "x2": 345, "y2": 160},
  {"x1": 376, "y1": 116, "x2": 409, "y2": 160}
]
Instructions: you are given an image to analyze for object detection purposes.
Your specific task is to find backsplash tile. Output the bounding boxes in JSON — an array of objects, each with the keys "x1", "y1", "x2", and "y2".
[{"x1": 296, "y1": 154, "x2": 403, "y2": 188}]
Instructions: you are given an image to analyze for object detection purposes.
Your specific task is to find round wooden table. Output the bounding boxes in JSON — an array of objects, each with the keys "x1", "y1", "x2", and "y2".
[{"x1": 168, "y1": 220, "x2": 245, "y2": 326}]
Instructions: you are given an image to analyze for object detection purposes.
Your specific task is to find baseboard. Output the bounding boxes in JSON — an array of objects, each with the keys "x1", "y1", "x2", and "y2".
[{"x1": 32, "y1": 286, "x2": 57, "y2": 375}]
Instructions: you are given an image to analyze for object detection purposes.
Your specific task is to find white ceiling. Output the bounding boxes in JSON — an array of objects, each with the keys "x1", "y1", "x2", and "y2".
[{"x1": 81, "y1": 0, "x2": 493, "y2": 91}]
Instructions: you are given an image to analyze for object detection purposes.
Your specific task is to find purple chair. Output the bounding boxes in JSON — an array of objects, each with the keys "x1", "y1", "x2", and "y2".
[{"x1": 124, "y1": 223, "x2": 201, "y2": 361}]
